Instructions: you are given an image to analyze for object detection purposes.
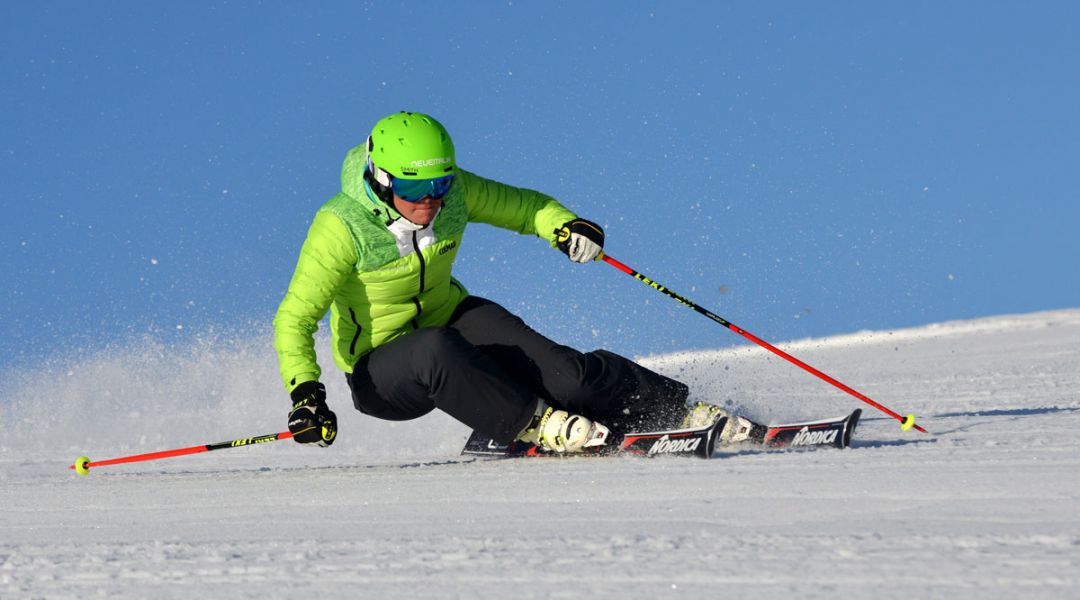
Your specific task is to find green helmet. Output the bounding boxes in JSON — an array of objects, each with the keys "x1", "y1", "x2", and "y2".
[{"x1": 366, "y1": 112, "x2": 456, "y2": 180}]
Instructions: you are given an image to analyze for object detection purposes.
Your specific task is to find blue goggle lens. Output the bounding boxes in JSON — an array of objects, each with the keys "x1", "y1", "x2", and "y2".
[{"x1": 392, "y1": 175, "x2": 455, "y2": 202}]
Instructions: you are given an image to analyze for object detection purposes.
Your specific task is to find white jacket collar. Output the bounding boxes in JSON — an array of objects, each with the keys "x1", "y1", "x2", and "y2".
[{"x1": 386, "y1": 209, "x2": 440, "y2": 257}]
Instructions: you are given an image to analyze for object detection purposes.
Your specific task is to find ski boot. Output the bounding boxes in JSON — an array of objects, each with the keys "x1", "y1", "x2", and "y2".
[
  {"x1": 680, "y1": 401, "x2": 766, "y2": 445},
  {"x1": 516, "y1": 401, "x2": 610, "y2": 453}
]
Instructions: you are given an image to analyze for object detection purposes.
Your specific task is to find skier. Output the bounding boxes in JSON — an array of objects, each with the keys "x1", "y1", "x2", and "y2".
[{"x1": 274, "y1": 111, "x2": 746, "y2": 453}]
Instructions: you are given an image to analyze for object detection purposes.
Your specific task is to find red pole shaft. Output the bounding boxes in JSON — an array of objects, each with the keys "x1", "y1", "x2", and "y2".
[
  {"x1": 79, "y1": 444, "x2": 213, "y2": 469},
  {"x1": 69, "y1": 431, "x2": 293, "y2": 471},
  {"x1": 600, "y1": 254, "x2": 927, "y2": 433}
]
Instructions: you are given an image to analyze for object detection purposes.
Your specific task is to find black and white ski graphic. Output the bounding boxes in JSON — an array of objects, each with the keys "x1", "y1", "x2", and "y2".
[
  {"x1": 761, "y1": 409, "x2": 861, "y2": 450},
  {"x1": 461, "y1": 418, "x2": 726, "y2": 459},
  {"x1": 460, "y1": 409, "x2": 860, "y2": 459}
]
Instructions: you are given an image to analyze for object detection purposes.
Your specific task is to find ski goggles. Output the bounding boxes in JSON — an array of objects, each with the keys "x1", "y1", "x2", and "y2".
[{"x1": 391, "y1": 174, "x2": 455, "y2": 202}]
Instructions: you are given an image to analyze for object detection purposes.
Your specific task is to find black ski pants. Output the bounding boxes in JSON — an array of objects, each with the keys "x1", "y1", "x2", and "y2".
[{"x1": 346, "y1": 296, "x2": 689, "y2": 443}]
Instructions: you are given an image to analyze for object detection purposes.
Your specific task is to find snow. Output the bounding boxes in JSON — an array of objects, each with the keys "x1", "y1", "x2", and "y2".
[{"x1": 3, "y1": 309, "x2": 1080, "y2": 597}]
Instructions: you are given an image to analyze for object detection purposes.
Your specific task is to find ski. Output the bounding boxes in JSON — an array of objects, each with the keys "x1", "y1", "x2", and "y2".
[
  {"x1": 461, "y1": 417, "x2": 727, "y2": 459},
  {"x1": 760, "y1": 409, "x2": 861, "y2": 450},
  {"x1": 460, "y1": 409, "x2": 862, "y2": 459}
]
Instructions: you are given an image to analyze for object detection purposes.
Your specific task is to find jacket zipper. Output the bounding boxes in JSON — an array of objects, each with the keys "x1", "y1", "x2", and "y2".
[
  {"x1": 348, "y1": 307, "x2": 362, "y2": 355},
  {"x1": 410, "y1": 231, "x2": 426, "y2": 329}
]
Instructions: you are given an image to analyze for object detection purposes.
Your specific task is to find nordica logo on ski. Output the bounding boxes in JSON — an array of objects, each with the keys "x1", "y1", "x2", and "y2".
[
  {"x1": 791, "y1": 426, "x2": 838, "y2": 447},
  {"x1": 648, "y1": 434, "x2": 702, "y2": 455}
]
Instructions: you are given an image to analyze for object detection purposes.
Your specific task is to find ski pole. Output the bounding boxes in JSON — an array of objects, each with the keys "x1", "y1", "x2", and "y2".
[
  {"x1": 69, "y1": 431, "x2": 293, "y2": 475},
  {"x1": 599, "y1": 253, "x2": 927, "y2": 433}
]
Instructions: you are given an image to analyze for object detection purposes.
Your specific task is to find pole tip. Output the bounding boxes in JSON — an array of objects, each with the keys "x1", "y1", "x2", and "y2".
[
  {"x1": 901, "y1": 414, "x2": 917, "y2": 431},
  {"x1": 73, "y1": 456, "x2": 91, "y2": 476}
]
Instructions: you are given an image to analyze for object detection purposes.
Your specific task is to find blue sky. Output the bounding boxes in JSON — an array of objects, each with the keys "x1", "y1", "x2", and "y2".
[{"x1": 3, "y1": 1, "x2": 1078, "y2": 373}]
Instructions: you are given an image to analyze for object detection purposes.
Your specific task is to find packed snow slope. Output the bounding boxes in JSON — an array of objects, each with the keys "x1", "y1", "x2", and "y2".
[{"x1": 2, "y1": 309, "x2": 1079, "y2": 598}]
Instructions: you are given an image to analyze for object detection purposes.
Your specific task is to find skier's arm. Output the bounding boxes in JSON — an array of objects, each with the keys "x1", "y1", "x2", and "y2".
[
  {"x1": 273, "y1": 210, "x2": 356, "y2": 393},
  {"x1": 460, "y1": 170, "x2": 577, "y2": 248}
]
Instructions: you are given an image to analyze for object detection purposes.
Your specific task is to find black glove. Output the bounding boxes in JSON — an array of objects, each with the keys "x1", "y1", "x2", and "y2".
[
  {"x1": 555, "y1": 218, "x2": 605, "y2": 263},
  {"x1": 288, "y1": 381, "x2": 337, "y2": 447}
]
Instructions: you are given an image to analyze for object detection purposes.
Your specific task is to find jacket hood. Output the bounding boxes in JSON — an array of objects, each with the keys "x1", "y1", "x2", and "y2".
[{"x1": 341, "y1": 144, "x2": 403, "y2": 222}]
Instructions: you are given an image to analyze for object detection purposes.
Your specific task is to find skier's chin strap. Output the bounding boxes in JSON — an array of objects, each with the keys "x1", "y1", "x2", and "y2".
[{"x1": 362, "y1": 175, "x2": 402, "y2": 226}]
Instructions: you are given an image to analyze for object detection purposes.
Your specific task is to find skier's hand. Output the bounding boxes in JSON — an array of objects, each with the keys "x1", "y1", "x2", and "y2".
[
  {"x1": 288, "y1": 381, "x2": 337, "y2": 447},
  {"x1": 556, "y1": 218, "x2": 605, "y2": 263}
]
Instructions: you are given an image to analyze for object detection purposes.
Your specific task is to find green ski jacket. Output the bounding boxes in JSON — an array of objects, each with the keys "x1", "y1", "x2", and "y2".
[{"x1": 273, "y1": 144, "x2": 577, "y2": 393}]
